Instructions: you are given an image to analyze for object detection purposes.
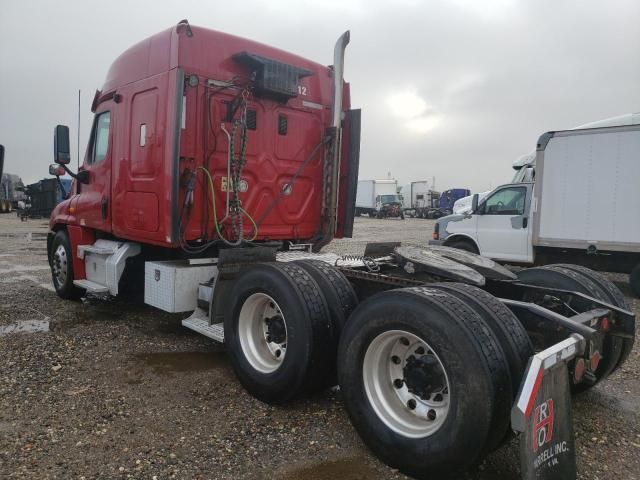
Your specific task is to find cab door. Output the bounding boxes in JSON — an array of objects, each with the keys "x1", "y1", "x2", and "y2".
[
  {"x1": 476, "y1": 184, "x2": 532, "y2": 262},
  {"x1": 74, "y1": 108, "x2": 113, "y2": 232},
  {"x1": 110, "y1": 73, "x2": 170, "y2": 244}
]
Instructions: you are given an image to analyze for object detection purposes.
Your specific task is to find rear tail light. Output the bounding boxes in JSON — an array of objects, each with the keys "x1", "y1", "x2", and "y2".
[
  {"x1": 600, "y1": 316, "x2": 610, "y2": 332},
  {"x1": 432, "y1": 232, "x2": 439, "y2": 240},
  {"x1": 590, "y1": 351, "x2": 602, "y2": 372}
]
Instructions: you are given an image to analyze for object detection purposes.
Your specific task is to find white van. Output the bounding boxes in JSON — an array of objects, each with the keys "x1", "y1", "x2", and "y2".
[{"x1": 431, "y1": 122, "x2": 640, "y2": 295}]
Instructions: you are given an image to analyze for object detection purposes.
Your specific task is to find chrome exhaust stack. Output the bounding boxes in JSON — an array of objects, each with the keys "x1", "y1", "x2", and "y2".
[
  {"x1": 313, "y1": 31, "x2": 350, "y2": 252},
  {"x1": 331, "y1": 31, "x2": 350, "y2": 128}
]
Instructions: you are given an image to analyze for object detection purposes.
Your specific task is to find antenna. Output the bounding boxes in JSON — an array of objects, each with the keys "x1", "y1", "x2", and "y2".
[{"x1": 77, "y1": 89, "x2": 81, "y2": 169}]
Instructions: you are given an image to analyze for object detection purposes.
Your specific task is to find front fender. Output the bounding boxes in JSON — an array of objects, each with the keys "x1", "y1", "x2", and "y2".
[
  {"x1": 443, "y1": 233, "x2": 480, "y2": 252},
  {"x1": 435, "y1": 213, "x2": 465, "y2": 239}
]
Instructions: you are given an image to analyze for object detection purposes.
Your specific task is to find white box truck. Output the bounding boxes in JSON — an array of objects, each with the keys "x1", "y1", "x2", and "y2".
[
  {"x1": 432, "y1": 121, "x2": 640, "y2": 295},
  {"x1": 355, "y1": 179, "x2": 403, "y2": 218}
]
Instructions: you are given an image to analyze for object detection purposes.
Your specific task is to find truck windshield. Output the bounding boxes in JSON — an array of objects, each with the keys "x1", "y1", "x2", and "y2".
[{"x1": 379, "y1": 195, "x2": 402, "y2": 204}]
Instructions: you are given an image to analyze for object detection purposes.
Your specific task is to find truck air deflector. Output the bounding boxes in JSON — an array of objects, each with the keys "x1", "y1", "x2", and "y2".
[{"x1": 341, "y1": 109, "x2": 361, "y2": 238}]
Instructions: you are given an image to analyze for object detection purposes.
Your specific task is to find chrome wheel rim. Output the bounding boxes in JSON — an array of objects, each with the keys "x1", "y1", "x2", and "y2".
[
  {"x1": 52, "y1": 245, "x2": 68, "y2": 288},
  {"x1": 363, "y1": 330, "x2": 450, "y2": 438},
  {"x1": 238, "y1": 293, "x2": 287, "y2": 374}
]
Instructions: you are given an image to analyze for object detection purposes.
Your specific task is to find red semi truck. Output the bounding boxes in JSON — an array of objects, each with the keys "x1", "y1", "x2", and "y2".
[{"x1": 47, "y1": 21, "x2": 634, "y2": 479}]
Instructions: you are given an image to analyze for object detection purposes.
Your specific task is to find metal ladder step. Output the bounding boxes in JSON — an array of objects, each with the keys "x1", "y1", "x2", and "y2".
[
  {"x1": 73, "y1": 279, "x2": 109, "y2": 293},
  {"x1": 182, "y1": 308, "x2": 224, "y2": 342}
]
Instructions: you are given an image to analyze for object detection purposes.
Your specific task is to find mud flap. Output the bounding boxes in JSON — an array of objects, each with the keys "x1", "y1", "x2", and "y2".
[{"x1": 512, "y1": 334, "x2": 585, "y2": 480}]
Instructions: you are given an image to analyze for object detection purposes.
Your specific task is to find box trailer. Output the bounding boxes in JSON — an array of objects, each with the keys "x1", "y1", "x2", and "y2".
[
  {"x1": 45, "y1": 22, "x2": 634, "y2": 479},
  {"x1": 355, "y1": 179, "x2": 403, "y2": 218},
  {"x1": 433, "y1": 123, "x2": 640, "y2": 296}
]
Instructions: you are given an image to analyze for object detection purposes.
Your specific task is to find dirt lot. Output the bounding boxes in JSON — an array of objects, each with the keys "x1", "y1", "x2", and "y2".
[{"x1": 1, "y1": 214, "x2": 639, "y2": 479}]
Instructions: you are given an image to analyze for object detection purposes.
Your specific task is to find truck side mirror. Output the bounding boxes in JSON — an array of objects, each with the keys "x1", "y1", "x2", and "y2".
[
  {"x1": 54, "y1": 125, "x2": 71, "y2": 165},
  {"x1": 49, "y1": 164, "x2": 65, "y2": 176},
  {"x1": 471, "y1": 193, "x2": 479, "y2": 213}
]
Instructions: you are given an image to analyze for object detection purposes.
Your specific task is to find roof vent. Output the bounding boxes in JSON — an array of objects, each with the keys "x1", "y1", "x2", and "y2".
[{"x1": 233, "y1": 52, "x2": 312, "y2": 101}]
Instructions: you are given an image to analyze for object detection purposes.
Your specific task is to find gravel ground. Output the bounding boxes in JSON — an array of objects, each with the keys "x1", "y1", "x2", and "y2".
[{"x1": 0, "y1": 215, "x2": 638, "y2": 479}]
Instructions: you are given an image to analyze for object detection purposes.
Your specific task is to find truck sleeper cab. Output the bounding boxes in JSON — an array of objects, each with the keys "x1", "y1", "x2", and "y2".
[{"x1": 49, "y1": 21, "x2": 359, "y2": 258}]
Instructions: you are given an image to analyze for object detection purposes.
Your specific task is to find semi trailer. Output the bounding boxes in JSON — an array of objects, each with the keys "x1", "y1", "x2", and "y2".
[
  {"x1": 46, "y1": 22, "x2": 634, "y2": 479},
  {"x1": 402, "y1": 181, "x2": 440, "y2": 218},
  {"x1": 0, "y1": 146, "x2": 26, "y2": 214}
]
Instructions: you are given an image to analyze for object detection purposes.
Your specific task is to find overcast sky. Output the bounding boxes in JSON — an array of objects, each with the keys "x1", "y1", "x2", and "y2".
[{"x1": 1, "y1": 0, "x2": 638, "y2": 191}]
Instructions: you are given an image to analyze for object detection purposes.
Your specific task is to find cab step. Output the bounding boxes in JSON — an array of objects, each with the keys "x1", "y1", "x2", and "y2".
[
  {"x1": 182, "y1": 308, "x2": 224, "y2": 342},
  {"x1": 73, "y1": 279, "x2": 110, "y2": 294},
  {"x1": 78, "y1": 239, "x2": 141, "y2": 296}
]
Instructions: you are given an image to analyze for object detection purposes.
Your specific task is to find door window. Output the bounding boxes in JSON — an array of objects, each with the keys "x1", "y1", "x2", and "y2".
[
  {"x1": 482, "y1": 186, "x2": 526, "y2": 215},
  {"x1": 89, "y1": 111, "x2": 111, "y2": 165}
]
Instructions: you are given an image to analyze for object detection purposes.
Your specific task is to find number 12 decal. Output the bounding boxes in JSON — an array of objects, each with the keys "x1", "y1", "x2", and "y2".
[{"x1": 297, "y1": 85, "x2": 308, "y2": 96}]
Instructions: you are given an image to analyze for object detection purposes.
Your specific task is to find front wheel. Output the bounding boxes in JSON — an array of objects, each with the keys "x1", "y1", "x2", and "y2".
[{"x1": 50, "y1": 230, "x2": 83, "y2": 300}]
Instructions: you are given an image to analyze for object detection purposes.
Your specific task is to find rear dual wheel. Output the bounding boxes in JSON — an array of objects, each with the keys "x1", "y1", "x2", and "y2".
[
  {"x1": 548, "y1": 264, "x2": 633, "y2": 372},
  {"x1": 516, "y1": 264, "x2": 628, "y2": 390},
  {"x1": 337, "y1": 287, "x2": 513, "y2": 478},
  {"x1": 225, "y1": 261, "x2": 356, "y2": 404}
]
